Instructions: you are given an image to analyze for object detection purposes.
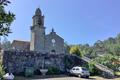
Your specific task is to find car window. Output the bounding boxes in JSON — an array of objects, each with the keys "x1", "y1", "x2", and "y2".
[
  {"x1": 72, "y1": 68, "x2": 75, "y2": 70},
  {"x1": 76, "y1": 68, "x2": 79, "y2": 70}
]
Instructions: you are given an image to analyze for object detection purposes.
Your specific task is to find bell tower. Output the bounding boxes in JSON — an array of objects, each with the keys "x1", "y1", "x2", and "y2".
[{"x1": 30, "y1": 8, "x2": 45, "y2": 52}]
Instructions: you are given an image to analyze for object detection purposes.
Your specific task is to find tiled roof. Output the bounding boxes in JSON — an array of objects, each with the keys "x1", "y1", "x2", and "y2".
[{"x1": 12, "y1": 40, "x2": 30, "y2": 51}]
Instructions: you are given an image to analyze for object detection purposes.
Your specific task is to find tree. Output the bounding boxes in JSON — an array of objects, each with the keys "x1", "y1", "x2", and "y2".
[
  {"x1": 0, "y1": 0, "x2": 15, "y2": 36},
  {"x1": 80, "y1": 44, "x2": 93, "y2": 56},
  {"x1": 0, "y1": 0, "x2": 14, "y2": 78},
  {"x1": 1, "y1": 37, "x2": 11, "y2": 50},
  {"x1": 70, "y1": 45, "x2": 83, "y2": 57}
]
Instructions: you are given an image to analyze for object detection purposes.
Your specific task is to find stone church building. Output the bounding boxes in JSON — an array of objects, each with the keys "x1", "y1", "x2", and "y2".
[
  {"x1": 12, "y1": 8, "x2": 65, "y2": 54},
  {"x1": 1, "y1": 8, "x2": 83, "y2": 75},
  {"x1": 0, "y1": 8, "x2": 114, "y2": 78}
]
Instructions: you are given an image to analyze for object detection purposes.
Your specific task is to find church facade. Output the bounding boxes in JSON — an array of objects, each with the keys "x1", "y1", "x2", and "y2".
[{"x1": 12, "y1": 8, "x2": 65, "y2": 54}]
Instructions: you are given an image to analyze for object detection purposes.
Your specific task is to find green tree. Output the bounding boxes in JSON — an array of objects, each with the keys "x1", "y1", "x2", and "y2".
[
  {"x1": 70, "y1": 45, "x2": 83, "y2": 57},
  {"x1": 0, "y1": 63, "x2": 5, "y2": 78},
  {"x1": 0, "y1": 0, "x2": 15, "y2": 36},
  {"x1": 0, "y1": 0, "x2": 15, "y2": 78},
  {"x1": 80, "y1": 44, "x2": 93, "y2": 56},
  {"x1": 1, "y1": 37, "x2": 12, "y2": 50}
]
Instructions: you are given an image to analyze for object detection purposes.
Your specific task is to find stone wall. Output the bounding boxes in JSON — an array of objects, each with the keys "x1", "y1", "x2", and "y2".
[{"x1": 1, "y1": 50, "x2": 84, "y2": 75}]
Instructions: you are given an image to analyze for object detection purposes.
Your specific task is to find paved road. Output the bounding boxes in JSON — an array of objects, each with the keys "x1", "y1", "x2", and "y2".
[
  {"x1": 30, "y1": 76, "x2": 120, "y2": 80},
  {"x1": 15, "y1": 76, "x2": 120, "y2": 80},
  {"x1": 33, "y1": 77, "x2": 94, "y2": 80}
]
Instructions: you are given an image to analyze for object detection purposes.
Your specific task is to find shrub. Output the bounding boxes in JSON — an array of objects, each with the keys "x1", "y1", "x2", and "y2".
[
  {"x1": 34, "y1": 69, "x2": 42, "y2": 75},
  {"x1": 46, "y1": 67, "x2": 61, "y2": 75},
  {"x1": 0, "y1": 64, "x2": 5, "y2": 78},
  {"x1": 114, "y1": 71, "x2": 120, "y2": 77},
  {"x1": 88, "y1": 61, "x2": 100, "y2": 76},
  {"x1": 24, "y1": 67, "x2": 34, "y2": 77},
  {"x1": 70, "y1": 45, "x2": 83, "y2": 57}
]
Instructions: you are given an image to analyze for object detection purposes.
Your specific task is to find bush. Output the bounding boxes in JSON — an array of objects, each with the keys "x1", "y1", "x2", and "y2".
[
  {"x1": 0, "y1": 64, "x2": 5, "y2": 78},
  {"x1": 46, "y1": 67, "x2": 61, "y2": 75},
  {"x1": 88, "y1": 61, "x2": 100, "y2": 76},
  {"x1": 24, "y1": 67, "x2": 34, "y2": 77},
  {"x1": 114, "y1": 71, "x2": 120, "y2": 77},
  {"x1": 34, "y1": 69, "x2": 42, "y2": 75}
]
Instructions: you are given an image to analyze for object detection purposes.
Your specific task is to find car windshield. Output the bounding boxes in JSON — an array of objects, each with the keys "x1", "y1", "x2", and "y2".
[
  {"x1": 82, "y1": 67, "x2": 88, "y2": 71},
  {"x1": 76, "y1": 68, "x2": 79, "y2": 70},
  {"x1": 72, "y1": 68, "x2": 75, "y2": 70}
]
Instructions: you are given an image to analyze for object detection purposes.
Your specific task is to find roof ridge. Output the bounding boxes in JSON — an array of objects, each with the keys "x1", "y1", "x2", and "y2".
[{"x1": 13, "y1": 40, "x2": 30, "y2": 43}]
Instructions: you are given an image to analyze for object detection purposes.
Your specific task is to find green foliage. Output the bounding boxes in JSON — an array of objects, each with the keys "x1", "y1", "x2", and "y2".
[
  {"x1": 82, "y1": 33, "x2": 120, "y2": 72},
  {"x1": 46, "y1": 67, "x2": 61, "y2": 75},
  {"x1": 25, "y1": 67, "x2": 34, "y2": 77},
  {"x1": 0, "y1": 64, "x2": 5, "y2": 78},
  {"x1": 79, "y1": 44, "x2": 93, "y2": 57},
  {"x1": 67, "y1": 33, "x2": 120, "y2": 73},
  {"x1": 0, "y1": 0, "x2": 15, "y2": 36},
  {"x1": 114, "y1": 71, "x2": 120, "y2": 77},
  {"x1": 70, "y1": 45, "x2": 83, "y2": 57},
  {"x1": 88, "y1": 61, "x2": 100, "y2": 75},
  {"x1": 93, "y1": 54, "x2": 119, "y2": 70},
  {"x1": 88, "y1": 61, "x2": 95, "y2": 73},
  {"x1": 81, "y1": 61, "x2": 99, "y2": 76},
  {"x1": 66, "y1": 32, "x2": 120, "y2": 75},
  {"x1": 64, "y1": 56, "x2": 74, "y2": 70}
]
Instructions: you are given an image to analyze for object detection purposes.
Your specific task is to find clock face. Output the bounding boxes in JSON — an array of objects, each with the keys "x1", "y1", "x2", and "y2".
[{"x1": 52, "y1": 39, "x2": 56, "y2": 43}]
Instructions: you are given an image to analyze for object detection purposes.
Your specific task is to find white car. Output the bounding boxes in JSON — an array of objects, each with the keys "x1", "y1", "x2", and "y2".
[{"x1": 70, "y1": 66, "x2": 90, "y2": 78}]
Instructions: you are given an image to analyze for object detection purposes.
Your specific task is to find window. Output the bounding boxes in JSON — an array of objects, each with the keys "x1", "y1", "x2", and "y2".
[
  {"x1": 72, "y1": 68, "x2": 75, "y2": 70},
  {"x1": 76, "y1": 68, "x2": 79, "y2": 70}
]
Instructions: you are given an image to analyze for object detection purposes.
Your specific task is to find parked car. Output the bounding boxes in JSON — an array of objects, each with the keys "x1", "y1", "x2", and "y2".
[{"x1": 69, "y1": 66, "x2": 90, "y2": 78}]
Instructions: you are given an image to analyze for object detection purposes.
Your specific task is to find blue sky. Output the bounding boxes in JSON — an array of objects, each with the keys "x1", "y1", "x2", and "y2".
[{"x1": 5, "y1": 0, "x2": 120, "y2": 45}]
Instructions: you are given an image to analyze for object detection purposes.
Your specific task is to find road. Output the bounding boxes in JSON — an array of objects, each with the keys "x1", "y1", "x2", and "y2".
[
  {"x1": 29, "y1": 76, "x2": 120, "y2": 80},
  {"x1": 32, "y1": 77, "x2": 95, "y2": 80},
  {"x1": 15, "y1": 75, "x2": 120, "y2": 80}
]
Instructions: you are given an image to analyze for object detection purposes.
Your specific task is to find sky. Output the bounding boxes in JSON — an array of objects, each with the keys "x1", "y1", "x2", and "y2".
[{"x1": 4, "y1": 0, "x2": 120, "y2": 45}]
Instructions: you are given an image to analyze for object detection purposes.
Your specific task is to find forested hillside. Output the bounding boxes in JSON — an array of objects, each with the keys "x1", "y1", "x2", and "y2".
[{"x1": 68, "y1": 33, "x2": 120, "y2": 72}]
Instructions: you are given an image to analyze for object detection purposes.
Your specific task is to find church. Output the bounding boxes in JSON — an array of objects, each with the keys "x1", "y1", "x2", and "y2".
[
  {"x1": 12, "y1": 8, "x2": 65, "y2": 54},
  {"x1": 1, "y1": 8, "x2": 90, "y2": 75}
]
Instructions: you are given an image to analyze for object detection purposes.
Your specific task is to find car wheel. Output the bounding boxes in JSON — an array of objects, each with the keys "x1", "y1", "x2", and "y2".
[
  {"x1": 78, "y1": 74, "x2": 81, "y2": 78},
  {"x1": 68, "y1": 73, "x2": 72, "y2": 76},
  {"x1": 86, "y1": 76, "x2": 89, "y2": 78}
]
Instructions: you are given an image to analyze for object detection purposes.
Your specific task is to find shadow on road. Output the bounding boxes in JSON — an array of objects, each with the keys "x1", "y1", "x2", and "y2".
[{"x1": 15, "y1": 75, "x2": 69, "y2": 80}]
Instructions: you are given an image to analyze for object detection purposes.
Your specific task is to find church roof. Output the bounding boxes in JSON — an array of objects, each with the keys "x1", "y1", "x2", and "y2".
[
  {"x1": 12, "y1": 40, "x2": 30, "y2": 51},
  {"x1": 46, "y1": 31, "x2": 64, "y2": 41}
]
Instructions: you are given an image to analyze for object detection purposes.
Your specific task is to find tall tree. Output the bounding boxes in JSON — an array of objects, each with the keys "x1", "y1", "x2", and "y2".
[{"x1": 0, "y1": 0, "x2": 15, "y2": 36}]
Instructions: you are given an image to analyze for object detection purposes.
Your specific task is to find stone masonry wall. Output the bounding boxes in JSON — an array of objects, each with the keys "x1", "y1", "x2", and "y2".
[
  {"x1": 1, "y1": 50, "x2": 84, "y2": 74},
  {"x1": 2, "y1": 51, "x2": 63, "y2": 74}
]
